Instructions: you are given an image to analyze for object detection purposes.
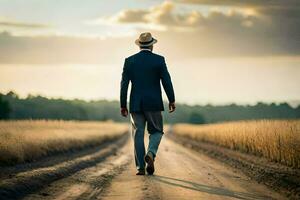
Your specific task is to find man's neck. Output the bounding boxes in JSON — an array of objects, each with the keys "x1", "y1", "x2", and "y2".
[{"x1": 140, "y1": 48, "x2": 152, "y2": 52}]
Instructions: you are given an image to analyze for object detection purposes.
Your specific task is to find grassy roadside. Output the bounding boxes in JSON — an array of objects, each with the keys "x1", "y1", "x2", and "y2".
[
  {"x1": 172, "y1": 120, "x2": 300, "y2": 168},
  {"x1": 0, "y1": 120, "x2": 128, "y2": 166},
  {"x1": 169, "y1": 133, "x2": 300, "y2": 199}
]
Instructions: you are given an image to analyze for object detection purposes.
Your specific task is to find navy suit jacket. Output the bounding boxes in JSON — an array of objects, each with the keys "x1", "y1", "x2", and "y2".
[{"x1": 120, "y1": 50, "x2": 175, "y2": 112}]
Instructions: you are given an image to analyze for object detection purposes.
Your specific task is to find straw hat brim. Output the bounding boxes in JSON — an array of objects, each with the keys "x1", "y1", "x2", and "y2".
[{"x1": 135, "y1": 38, "x2": 157, "y2": 47}]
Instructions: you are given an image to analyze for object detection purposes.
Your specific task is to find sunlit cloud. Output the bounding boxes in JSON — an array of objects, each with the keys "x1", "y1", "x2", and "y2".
[
  {"x1": 87, "y1": 1, "x2": 259, "y2": 33},
  {"x1": 176, "y1": 0, "x2": 300, "y2": 8},
  {"x1": 88, "y1": 1, "x2": 268, "y2": 31},
  {"x1": 84, "y1": 3, "x2": 170, "y2": 32},
  {"x1": 0, "y1": 17, "x2": 49, "y2": 29},
  {"x1": 0, "y1": 0, "x2": 299, "y2": 64},
  {"x1": 0, "y1": 16, "x2": 54, "y2": 36},
  {"x1": 83, "y1": 1, "x2": 300, "y2": 57}
]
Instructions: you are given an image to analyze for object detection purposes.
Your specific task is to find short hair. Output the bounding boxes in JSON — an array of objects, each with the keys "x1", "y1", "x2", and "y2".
[{"x1": 140, "y1": 45, "x2": 153, "y2": 50}]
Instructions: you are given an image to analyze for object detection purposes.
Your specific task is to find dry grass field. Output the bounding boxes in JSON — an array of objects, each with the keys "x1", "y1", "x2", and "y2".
[
  {"x1": 172, "y1": 120, "x2": 300, "y2": 168},
  {"x1": 0, "y1": 120, "x2": 128, "y2": 165}
]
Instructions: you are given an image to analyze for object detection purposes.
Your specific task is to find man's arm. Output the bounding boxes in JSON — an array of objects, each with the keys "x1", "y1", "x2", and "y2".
[
  {"x1": 120, "y1": 58, "x2": 130, "y2": 116},
  {"x1": 160, "y1": 57, "x2": 176, "y2": 112}
]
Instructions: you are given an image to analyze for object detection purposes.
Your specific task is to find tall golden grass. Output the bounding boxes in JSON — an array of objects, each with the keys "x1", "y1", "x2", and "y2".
[
  {"x1": 0, "y1": 120, "x2": 128, "y2": 165},
  {"x1": 173, "y1": 120, "x2": 300, "y2": 168}
]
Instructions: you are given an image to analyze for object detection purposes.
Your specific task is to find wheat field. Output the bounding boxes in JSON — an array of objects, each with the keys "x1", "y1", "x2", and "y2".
[
  {"x1": 172, "y1": 120, "x2": 300, "y2": 168},
  {"x1": 0, "y1": 120, "x2": 128, "y2": 165}
]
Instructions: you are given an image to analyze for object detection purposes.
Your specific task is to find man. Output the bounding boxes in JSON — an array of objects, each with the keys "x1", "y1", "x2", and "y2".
[{"x1": 120, "y1": 32, "x2": 176, "y2": 175}]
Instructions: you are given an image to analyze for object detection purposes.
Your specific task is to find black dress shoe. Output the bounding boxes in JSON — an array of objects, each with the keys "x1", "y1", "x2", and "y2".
[
  {"x1": 136, "y1": 170, "x2": 145, "y2": 175},
  {"x1": 145, "y1": 152, "x2": 155, "y2": 175}
]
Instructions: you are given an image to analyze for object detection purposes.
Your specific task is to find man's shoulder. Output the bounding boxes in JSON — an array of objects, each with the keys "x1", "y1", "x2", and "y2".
[
  {"x1": 151, "y1": 52, "x2": 165, "y2": 60},
  {"x1": 126, "y1": 52, "x2": 139, "y2": 60}
]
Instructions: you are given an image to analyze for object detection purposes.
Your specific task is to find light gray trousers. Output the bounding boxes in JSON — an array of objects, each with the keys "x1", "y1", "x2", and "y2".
[{"x1": 130, "y1": 111, "x2": 163, "y2": 170}]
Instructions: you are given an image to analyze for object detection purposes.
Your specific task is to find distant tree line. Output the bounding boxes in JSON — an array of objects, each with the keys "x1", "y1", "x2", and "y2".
[
  {"x1": 0, "y1": 95, "x2": 10, "y2": 119},
  {"x1": 1, "y1": 91, "x2": 299, "y2": 124}
]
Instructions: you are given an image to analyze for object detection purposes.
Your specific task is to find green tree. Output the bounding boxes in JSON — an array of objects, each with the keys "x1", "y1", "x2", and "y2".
[
  {"x1": 189, "y1": 112, "x2": 205, "y2": 124},
  {"x1": 0, "y1": 96, "x2": 11, "y2": 119}
]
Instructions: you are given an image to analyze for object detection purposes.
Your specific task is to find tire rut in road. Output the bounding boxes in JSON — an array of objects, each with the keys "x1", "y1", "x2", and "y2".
[
  {"x1": 0, "y1": 134, "x2": 129, "y2": 200},
  {"x1": 24, "y1": 141, "x2": 132, "y2": 200}
]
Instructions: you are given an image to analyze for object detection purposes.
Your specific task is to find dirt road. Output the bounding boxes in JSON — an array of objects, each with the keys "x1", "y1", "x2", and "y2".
[
  {"x1": 101, "y1": 138, "x2": 285, "y2": 200},
  {"x1": 1, "y1": 135, "x2": 286, "y2": 200}
]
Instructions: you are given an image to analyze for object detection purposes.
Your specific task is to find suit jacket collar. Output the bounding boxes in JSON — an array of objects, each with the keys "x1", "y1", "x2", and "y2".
[{"x1": 140, "y1": 49, "x2": 152, "y2": 53}]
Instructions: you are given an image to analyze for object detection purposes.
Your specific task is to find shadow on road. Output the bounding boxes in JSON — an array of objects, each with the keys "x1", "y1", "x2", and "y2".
[{"x1": 151, "y1": 175, "x2": 270, "y2": 200}]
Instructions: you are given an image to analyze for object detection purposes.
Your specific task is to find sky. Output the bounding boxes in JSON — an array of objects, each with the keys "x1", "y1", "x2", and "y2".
[{"x1": 0, "y1": 0, "x2": 300, "y2": 105}]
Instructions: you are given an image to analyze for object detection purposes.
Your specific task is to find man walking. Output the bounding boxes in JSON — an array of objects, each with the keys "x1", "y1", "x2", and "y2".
[{"x1": 120, "y1": 32, "x2": 176, "y2": 175}]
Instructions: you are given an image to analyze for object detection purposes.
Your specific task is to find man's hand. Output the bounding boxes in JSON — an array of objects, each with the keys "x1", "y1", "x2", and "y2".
[
  {"x1": 169, "y1": 102, "x2": 176, "y2": 113},
  {"x1": 121, "y1": 107, "x2": 128, "y2": 117}
]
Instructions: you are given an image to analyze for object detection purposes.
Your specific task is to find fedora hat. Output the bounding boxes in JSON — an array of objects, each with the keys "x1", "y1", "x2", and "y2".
[{"x1": 135, "y1": 32, "x2": 157, "y2": 47}]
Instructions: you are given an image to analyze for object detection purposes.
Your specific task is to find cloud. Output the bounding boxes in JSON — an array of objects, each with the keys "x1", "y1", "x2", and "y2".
[
  {"x1": 0, "y1": 0, "x2": 299, "y2": 65},
  {"x1": 176, "y1": 0, "x2": 300, "y2": 36},
  {"x1": 0, "y1": 25, "x2": 298, "y2": 66},
  {"x1": 103, "y1": 1, "x2": 267, "y2": 30},
  {"x1": 114, "y1": 9, "x2": 150, "y2": 23},
  {"x1": 95, "y1": 1, "x2": 300, "y2": 57},
  {"x1": 110, "y1": 2, "x2": 189, "y2": 27},
  {"x1": 176, "y1": 0, "x2": 300, "y2": 8},
  {"x1": 0, "y1": 31, "x2": 135, "y2": 65},
  {"x1": 108, "y1": 1, "x2": 299, "y2": 32},
  {"x1": 0, "y1": 18, "x2": 49, "y2": 29}
]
